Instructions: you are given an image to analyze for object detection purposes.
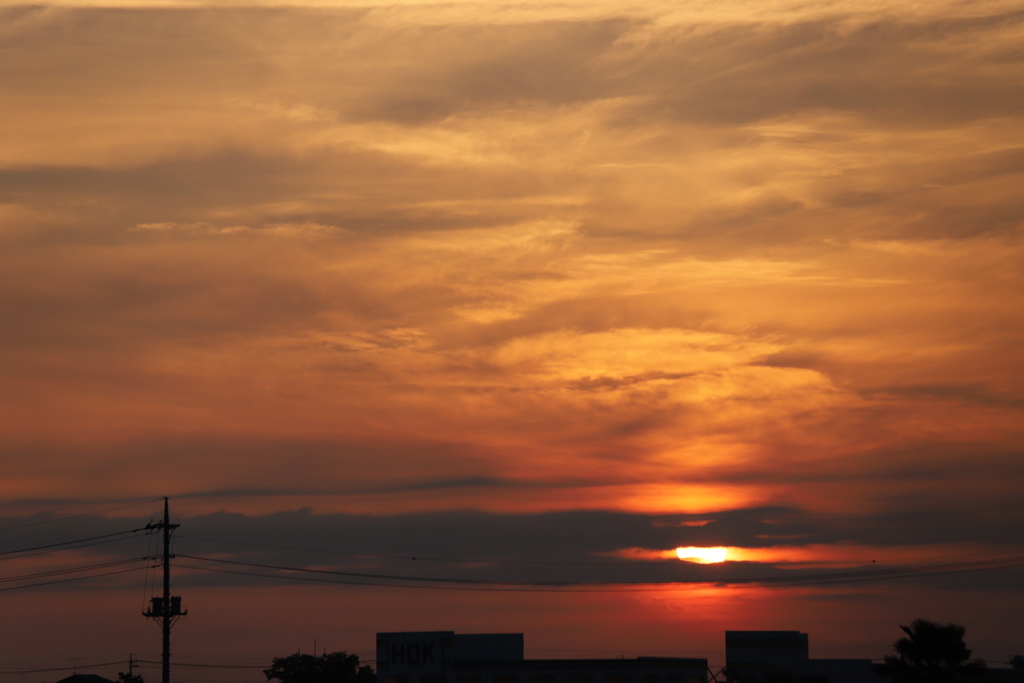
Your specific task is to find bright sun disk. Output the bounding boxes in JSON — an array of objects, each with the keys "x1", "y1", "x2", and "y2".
[{"x1": 675, "y1": 546, "x2": 728, "y2": 563}]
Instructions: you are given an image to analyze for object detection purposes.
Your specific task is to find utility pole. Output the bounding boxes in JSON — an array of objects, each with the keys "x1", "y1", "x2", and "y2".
[{"x1": 144, "y1": 497, "x2": 187, "y2": 683}]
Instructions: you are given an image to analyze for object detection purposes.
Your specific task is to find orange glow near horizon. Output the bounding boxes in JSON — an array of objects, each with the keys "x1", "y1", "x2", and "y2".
[{"x1": 675, "y1": 546, "x2": 729, "y2": 563}]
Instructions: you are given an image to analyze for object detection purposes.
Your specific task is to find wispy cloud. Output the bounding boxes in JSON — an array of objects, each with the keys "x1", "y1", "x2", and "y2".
[{"x1": 1, "y1": 0, "x2": 1022, "y2": 661}]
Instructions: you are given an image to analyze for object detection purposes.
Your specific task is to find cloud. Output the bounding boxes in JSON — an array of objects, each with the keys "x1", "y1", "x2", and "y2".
[
  {"x1": 6, "y1": 505, "x2": 1022, "y2": 594},
  {"x1": 1, "y1": 2, "x2": 1022, "y2": 587},
  {"x1": 3, "y1": 1, "x2": 1024, "y2": 670}
]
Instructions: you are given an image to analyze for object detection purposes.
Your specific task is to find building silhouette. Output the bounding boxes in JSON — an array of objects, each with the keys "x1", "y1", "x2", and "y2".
[{"x1": 376, "y1": 632, "x2": 707, "y2": 683}]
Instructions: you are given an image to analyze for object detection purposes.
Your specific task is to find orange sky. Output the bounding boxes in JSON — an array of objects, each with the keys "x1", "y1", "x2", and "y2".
[{"x1": 1, "y1": 0, "x2": 1023, "y2": 677}]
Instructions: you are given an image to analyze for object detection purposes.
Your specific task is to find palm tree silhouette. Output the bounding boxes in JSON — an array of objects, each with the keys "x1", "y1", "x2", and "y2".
[{"x1": 884, "y1": 619, "x2": 985, "y2": 682}]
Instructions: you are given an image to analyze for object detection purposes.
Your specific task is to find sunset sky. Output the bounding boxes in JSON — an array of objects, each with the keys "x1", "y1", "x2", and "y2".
[{"x1": 1, "y1": 0, "x2": 1023, "y2": 678}]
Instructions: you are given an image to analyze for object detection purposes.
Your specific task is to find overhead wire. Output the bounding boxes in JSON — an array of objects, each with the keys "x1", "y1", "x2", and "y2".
[
  {"x1": 173, "y1": 561, "x2": 599, "y2": 592},
  {"x1": 176, "y1": 534, "x2": 633, "y2": 566},
  {"x1": 0, "y1": 532, "x2": 152, "y2": 562},
  {"x1": 175, "y1": 554, "x2": 643, "y2": 589},
  {"x1": 175, "y1": 551, "x2": 1024, "y2": 592},
  {"x1": 0, "y1": 528, "x2": 148, "y2": 559},
  {"x1": 0, "y1": 557, "x2": 149, "y2": 584},
  {"x1": 0, "y1": 660, "x2": 131, "y2": 674},
  {"x1": 136, "y1": 660, "x2": 266, "y2": 669},
  {"x1": 745, "y1": 553, "x2": 1024, "y2": 586},
  {"x1": 0, "y1": 498, "x2": 164, "y2": 532},
  {"x1": 0, "y1": 564, "x2": 149, "y2": 593},
  {"x1": 1, "y1": 510, "x2": 1021, "y2": 595},
  {"x1": 174, "y1": 534, "x2": 1024, "y2": 574},
  {"x1": 0, "y1": 525, "x2": 154, "y2": 594}
]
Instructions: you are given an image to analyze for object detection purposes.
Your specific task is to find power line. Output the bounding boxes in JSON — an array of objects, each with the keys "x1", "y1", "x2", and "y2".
[
  {"x1": 0, "y1": 533, "x2": 151, "y2": 562},
  {"x1": 0, "y1": 557, "x2": 148, "y2": 584},
  {"x1": 171, "y1": 560, "x2": 849, "y2": 593},
  {"x1": 0, "y1": 499, "x2": 164, "y2": 532},
  {"x1": 175, "y1": 551, "x2": 1024, "y2": 592},
  {"x1": 175, "y1": 561, "x2": 637, "y2": 593},
  {"x1": 0, "y1": 529, "x2": 147, "y2": 559},
  {"x1": 176, "y1": 534, "x2": 635, "y2": 567},
  {"x1": 0, "y1": 564, "x2": 148, "y2": 593},
  {"x1": 136, "y1": 661, "x2": 266, "y2": 670},
  {"x1": 175, "y1": 554, "x2": 649, "y2": 589},
  {"x1": 0, "y1": 660, "x2": 130, "y2": 675},
  {"x1": 174, "y1": 534, "x2": 1024, "y2": 574},
  {"x1": 747, "y1": 554, "x2": 1024, "y2": 586}
]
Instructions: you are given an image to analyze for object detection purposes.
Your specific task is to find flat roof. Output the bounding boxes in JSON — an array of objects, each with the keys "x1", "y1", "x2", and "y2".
[{"x1": 456, "y1": 658, "x2": 707, "y2": 667}]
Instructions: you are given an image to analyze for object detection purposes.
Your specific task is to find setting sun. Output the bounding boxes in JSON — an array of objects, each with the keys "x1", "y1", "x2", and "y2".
[{"x1": 676, "y1": 547, "x2": 729, "y2": 563}]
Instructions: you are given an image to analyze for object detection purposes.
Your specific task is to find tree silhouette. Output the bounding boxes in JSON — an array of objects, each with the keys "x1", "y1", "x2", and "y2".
[
  {"x1": 884, "y1": 619, "x2": 985, "y2": 682},
  {"x1": 264, "y1": 651, "x2": 374, "y2": 683}
]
